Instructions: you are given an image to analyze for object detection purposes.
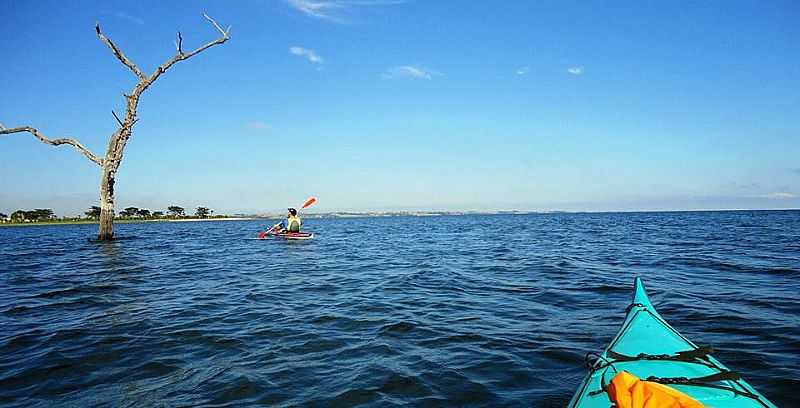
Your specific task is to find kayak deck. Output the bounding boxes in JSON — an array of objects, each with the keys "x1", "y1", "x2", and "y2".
[{"x1": 569, "y1": 278, "x2": 776, "y2": 407}]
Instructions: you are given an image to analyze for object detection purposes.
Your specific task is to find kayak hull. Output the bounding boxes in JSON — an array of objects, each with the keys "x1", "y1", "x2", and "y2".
[
  {"x1": 256, "y1": 231, "x2": 314, "y2": 240},
  {"x1": 569, "y1": 278, "x2": 776, "y2": 407}
]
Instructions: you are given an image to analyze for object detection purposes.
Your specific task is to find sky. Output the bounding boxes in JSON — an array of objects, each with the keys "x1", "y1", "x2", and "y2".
[{"x1": 1, "y1": 0, "x2": 798, "y2": 216}]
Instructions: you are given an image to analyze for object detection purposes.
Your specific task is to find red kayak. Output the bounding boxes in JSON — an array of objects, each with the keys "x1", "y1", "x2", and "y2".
[{"x1": 256, "y1": 230, "x2": 314, "y2": 240}]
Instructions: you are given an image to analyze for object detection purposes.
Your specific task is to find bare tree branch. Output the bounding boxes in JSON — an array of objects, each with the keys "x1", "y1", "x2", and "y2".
[
  {"x1": 111, "y1": 110, "x2": 124, "y2": 126},
  {"x1": 95, "y1": 23, "x2": 147, "y2": 81},
  {"x1": 0, "y1": 126, "x2": 103, "y2": 166},
  {"x1": 148, "y1": 13, "x2": 230, "y2": 82},
  {"x1": 176, "y1": 31, "x2": 184, "y2": 55},
  {"x1": 99, "y1": 14, "x2": 230, "y2": 170},
  {"x1": 203, "y1": 13, "x2": 230, "y2": 37}
]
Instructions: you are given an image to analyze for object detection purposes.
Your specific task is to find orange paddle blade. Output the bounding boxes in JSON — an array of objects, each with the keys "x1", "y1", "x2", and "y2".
[{"x1": 301, "y1": 197, "x2": 317, "y2": 209}]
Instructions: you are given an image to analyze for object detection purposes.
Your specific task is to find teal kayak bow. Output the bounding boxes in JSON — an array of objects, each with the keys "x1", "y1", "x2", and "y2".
[{"x1": 569, "y1": 278, "x2": 777, "y2": 407}]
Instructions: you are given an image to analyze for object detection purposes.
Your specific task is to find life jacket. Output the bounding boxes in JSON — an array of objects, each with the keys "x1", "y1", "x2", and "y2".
[
  {"x1": 608, "y1": 371, "x2": 705, "y2": 408},
  {"x1": 286, "y1": 215, "x2": 301, "y2": 232}
]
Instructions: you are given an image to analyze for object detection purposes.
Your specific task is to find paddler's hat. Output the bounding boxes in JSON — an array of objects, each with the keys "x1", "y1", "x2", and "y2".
[{"x1": 288, "y1": 208, "x2": 297, "y2": 216}]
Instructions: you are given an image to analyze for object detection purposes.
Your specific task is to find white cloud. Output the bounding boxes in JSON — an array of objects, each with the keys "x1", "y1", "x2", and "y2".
[
  {"x1": 287, "y1": 0, "x2": 343, "y2": 21},
  {"x1": 381, "y1": 65, "x2": 440, "y2": 80},
  {"x1": 567, "y1": 66, "x2": 584, "y2": 75},
  {"x1": 289, "y1": 46, "x2": 324, "y2": 64},
  {"x1": 764, "y1": 192, "x2": 797, "y2": 199},
  {"x1": 516, "y1": 66, "x2": 530, "y2": 75},
  {"x1": 286, "y1": 0, "x2": 402, "y2": 23}
]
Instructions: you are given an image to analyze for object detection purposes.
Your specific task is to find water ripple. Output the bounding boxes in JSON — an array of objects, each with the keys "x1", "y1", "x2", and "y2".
[{"x1": 0, "y1": 212, "x2": 799, "y2": 406}]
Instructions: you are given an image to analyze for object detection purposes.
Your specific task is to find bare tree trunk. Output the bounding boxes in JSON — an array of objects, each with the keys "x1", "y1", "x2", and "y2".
[{"x1": 98, "y1": 166, "x2": 115, "y2": 240}]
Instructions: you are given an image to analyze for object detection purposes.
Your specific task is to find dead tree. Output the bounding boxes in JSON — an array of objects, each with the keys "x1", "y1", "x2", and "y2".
[{"x1": 0, "y1": 14, "x2": 230, "y2": 240}]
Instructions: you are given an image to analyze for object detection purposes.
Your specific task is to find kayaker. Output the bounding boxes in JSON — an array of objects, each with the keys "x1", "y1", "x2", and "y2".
[
  {"x1": 285, "y1": 208, "x2": 301, "y2": 232},
  {"x1": 265, "y1": 208, "x2": 302, "y2": 234}
]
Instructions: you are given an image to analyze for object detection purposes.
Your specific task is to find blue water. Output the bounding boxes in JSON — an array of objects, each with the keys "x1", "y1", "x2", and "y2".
[{"x1": 1, "y1": 211, "x2": 799, "y2": 407}]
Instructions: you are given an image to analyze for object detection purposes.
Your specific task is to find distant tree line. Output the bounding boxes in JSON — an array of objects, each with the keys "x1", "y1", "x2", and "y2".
[
  {"x1": 2, "y1": 205, "x2": 217, "y2": 223},
  {"x1": 2, "y1": 209, "x2": 56, "y2": 222},
  {"x1": 89, "y1": 205, "x2": 215, "y2": 219}
]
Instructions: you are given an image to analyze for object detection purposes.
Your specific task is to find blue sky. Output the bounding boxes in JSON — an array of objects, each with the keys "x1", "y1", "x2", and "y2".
[{"x1": 1, "y1": 0, "x2": 798, "y2": 215}]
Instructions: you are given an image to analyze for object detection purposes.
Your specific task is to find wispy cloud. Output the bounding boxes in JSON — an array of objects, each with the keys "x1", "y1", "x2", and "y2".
[
  {"x1": 381, "y1": 65, "x2": 440, "y2": 80},
  {"x1": 99, "y1": 11, "x2": 145, "y2": 25},
  {"x1": 289, "y1": 46, "x2": 324, "y2": 64},
  {"x1": 516, "y1": 66, "x2": 530, "y2": 75},
  {"x1": 763, "y1": 192, "x2": 797, "y2": 199},
  {"x1": 113, "y1": 11, "x2": 145, "y2": 25},
  {"x1": 286, "y1": 0, "x2": 402, "y2": 23},
  {"x1": 567, "y1": 66, "x2": 584, "y2": 75}
]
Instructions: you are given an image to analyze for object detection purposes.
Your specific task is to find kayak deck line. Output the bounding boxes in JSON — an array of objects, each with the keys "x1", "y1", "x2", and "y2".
[{"x1": 569, "y1": 277, "x2": 778, "y2": 408}]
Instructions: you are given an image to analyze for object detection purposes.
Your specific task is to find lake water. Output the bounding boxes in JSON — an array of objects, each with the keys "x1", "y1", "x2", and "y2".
[{"x1": 1, "y1": 211, "x2": 799, "y2": 407}]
